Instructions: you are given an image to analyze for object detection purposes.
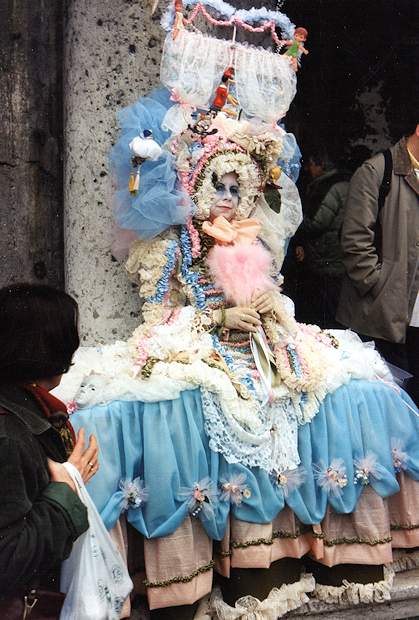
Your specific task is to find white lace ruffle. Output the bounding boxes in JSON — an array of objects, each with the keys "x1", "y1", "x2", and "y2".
[
  {"x1": 161, "y1": 30, "x2": 229, "y2": 108},
  {"x1": 201, "y1": 389, "x2": 300, "y2": 474},
  {"x1": 253, "y1": 178, "x2": 302, "y2": 267},
  {"x1": 388, "y1": 549, "x2": 419, "y2": 573},
  {"x1": 160, "y1": 30, "x2": 296, "y2": 124},
  {"x1": 194, "y1": 574, "x2": 315, "y2": 619},
  {"x1": 53, "y1": 341, "x2": 196, "y2": 409},
  {"x1": 312, "y1": 567, "x2": 394, "y2": 606},
  {"x1": 54, "y1": 327, "x2": 394, "y2": 431},
  {"x1": 234, "y1": 41, "x2": 297, "y2": 123},
  {"x1": 325, "y1": 329, "x2": 394, "y2": 393}
]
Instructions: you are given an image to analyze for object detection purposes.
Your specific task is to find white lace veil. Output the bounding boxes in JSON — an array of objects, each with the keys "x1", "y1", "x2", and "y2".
[
  {"x1": 254, "y1": 172, "x2": 302, "y2": 269},
  {"x1": 161, "y1": 30, "x2": 296, "y2": 123}
]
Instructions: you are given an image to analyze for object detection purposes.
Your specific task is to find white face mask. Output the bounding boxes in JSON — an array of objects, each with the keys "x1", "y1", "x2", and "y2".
[{"x1": 209, "y1": 172, "x2": 240, "y2": 222}]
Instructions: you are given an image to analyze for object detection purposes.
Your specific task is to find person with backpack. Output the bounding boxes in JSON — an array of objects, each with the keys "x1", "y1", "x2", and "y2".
[{"x1": 337, "y1": 120, "x2": 419, "y2": 404}]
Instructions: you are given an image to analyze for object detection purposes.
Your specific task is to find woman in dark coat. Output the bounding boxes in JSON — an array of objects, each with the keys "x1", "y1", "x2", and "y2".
[{"x1": 0, "y1": 284, "x2": 98, "y2": 617}]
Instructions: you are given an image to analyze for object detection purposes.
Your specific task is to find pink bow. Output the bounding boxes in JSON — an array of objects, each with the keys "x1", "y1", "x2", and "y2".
[
  {"x1": 202, "y1": 216, "x2": 261, "y2": 245},
  {"x1": 170, "y1": 89, "x2": 194, "y2": 110}
]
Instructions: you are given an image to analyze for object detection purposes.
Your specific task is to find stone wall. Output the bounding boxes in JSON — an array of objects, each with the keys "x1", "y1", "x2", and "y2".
[
  {"x1": 0, "y1": 1, "x2": 64, "y2": 288},
  {"x1": 64, "y1": 0, "x2": 165, "y2": 343}
]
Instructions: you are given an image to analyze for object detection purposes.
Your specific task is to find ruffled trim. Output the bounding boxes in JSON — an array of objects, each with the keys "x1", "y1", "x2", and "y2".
[
  {"x1": 389, "y1": 549, "x2": 419, "y2": 573},
  {"x1": 390, "y1": 522, "x2": 419, "y2": 531},
  {"x1": 144, "y1": 560, "x2": 215, "y2": 589},
  {"x1": 229, "y1": 528, "x2": 305, "y2": 551},
  {"x1": 313, "y1": 532, "x2": 393, "y2": 547},
  {"x1": 195, "y1": 574, "x2": 315, "y2": 619},
  {"x1": 312, "y1": 567, "x2": 394, "y2": 606}
]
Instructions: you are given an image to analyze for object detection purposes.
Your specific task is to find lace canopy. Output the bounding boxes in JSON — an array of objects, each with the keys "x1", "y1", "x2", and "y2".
[{"x1": 161, "y1": 30, "x2": 297, "y2": 123}]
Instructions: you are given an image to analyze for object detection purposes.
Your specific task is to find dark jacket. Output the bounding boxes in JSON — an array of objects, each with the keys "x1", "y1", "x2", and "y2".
[
  {"x1": 337, "y1": 137, "x2": 419, "y2": 343},
  {"x1": 0, "y1": 385, "x2": 88, "y2": 596},
  {"x1": 300, "y1": 175, "x2": 349, "y2": 277}
]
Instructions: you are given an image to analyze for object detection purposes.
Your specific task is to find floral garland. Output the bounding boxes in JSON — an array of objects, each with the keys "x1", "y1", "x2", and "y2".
[
  {"x1": 161, "y1": 0, "x2": 295, "y2": 41},
  {"x1": 179, "y1": 225, "x2": 207, "y2": 309},
  {"x1": 145, "y1": 239, "x2": 179, "y2": 304},
  {"x1": 211, "y1": 334, "x2": 256, "y2": 399},
  {"x1": 186, "y1": 218, "x2": 201, "y2": 258},
  {"x1": 391, "y1": 438, "x2": 408, "y2": 473},
  {"x1": 273, "y1": 336, "x2": 328, "y2": 395},
  {"x1": 313, "y1": 458, "x2": 348, "y2": 497}
]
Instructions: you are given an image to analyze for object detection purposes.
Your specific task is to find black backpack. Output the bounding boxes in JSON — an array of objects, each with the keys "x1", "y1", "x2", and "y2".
[
  {"x1": 374, "y1": 149, "x2": 393, "y2": 258},
  {"x1": 378, "y1": 149, "x2": 393, "y2": 212}
]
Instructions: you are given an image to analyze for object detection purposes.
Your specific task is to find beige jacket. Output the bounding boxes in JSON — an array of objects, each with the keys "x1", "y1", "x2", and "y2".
[{"x1": 337, "y1": 137, "x2": 419, "y2": 343}]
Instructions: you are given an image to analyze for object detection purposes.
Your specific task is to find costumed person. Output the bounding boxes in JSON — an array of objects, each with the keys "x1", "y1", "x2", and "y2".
[{"x1": 56, "y1": 3, "x2": 419, "y2": 618}]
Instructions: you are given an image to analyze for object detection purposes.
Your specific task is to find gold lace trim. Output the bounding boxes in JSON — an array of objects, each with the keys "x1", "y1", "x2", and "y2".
[
  {"x1": 322, "y1": 535, "x2": 392, "y2": 547},
  {"x1": 391, "y1": 523, "x2": 419, "y2": 531},
  {"x1": 216, "y1": 522, "x2": 419, "y2": 557},
  {"x1": 229, "y1": 529, "x2": 402, "y2": 550},
  {"x1": 229, "y1": 529, "x2": 304, "y2": 550},
  {"x1": 216, "y1": 549, "x2": 233, "y2": 558},
  {"x1": 143, "y1": 560, "x2": 215, "y2": 589}
]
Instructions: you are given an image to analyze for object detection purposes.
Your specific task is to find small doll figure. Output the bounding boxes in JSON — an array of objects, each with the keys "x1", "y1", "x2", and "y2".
[
  {"x1": 189, "y1": 112, "x2": 218, "y2": 137},
  {"x1": 128, "y1": 130, "x2": 162, "y2": 195},
  {"x1": 210, "y1": 67, "x2": 238, "y2": 115},
  {"x1": 284, "y1": 27, "x2": 309, "y2": 71},
  {"x1": 173, "y1": 0, "x2": 184, "y2": 40},
  {"x1": 222, "y1": 77, "x2": 241, "y2": 119}
]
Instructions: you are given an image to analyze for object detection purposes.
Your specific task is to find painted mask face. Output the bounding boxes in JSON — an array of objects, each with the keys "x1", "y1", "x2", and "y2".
[{"x1": 210, "y1": 172, "x2": 240, "y2": 222}]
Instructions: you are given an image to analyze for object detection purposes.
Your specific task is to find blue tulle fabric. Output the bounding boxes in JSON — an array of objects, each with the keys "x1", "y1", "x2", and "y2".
[
  {"x1": 110, "y1": 88, "x2": 193, "y2": 239},
  {"x1": 110, "y1": 88, "x2": 303, "y2": 239},
  {"x1": 71, "y1": 380, "x2": 419, "y2": 539},
  {"x1": 278, "y1": 132, "x2": 302, "y2": 183}
]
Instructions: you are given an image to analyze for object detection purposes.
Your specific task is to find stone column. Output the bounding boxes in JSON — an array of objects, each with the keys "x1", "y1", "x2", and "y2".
[
  {"x1": 0, "y1": 0, "x2": 64, "y2": 288},
  {"x1": 64, "y1": 0, "x2": 164, "y2": 343}
]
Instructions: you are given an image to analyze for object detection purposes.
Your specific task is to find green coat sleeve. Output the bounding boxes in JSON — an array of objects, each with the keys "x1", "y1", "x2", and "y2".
[
  {"x1": 302, "y1": 182, "x2": 346, "y2": 238},
  {"x1": 0, "y1": 437, "x2": 88, "y2": 593}
]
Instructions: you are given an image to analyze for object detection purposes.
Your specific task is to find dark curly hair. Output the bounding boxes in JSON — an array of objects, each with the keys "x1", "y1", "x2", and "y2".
[{"x1": 0, "y1": 284, "x2": 79, "y2": 385}]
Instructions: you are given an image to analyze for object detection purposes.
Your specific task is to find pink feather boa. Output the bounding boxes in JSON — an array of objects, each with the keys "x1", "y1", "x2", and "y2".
[{"x1": 207, "y1": 243, "x2": 275, "y2": 306}]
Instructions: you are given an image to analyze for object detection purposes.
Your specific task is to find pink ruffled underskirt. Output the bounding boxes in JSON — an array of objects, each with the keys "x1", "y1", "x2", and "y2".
[{"x1": 110, "y1": 472, "x2": 419, "y2": 610}]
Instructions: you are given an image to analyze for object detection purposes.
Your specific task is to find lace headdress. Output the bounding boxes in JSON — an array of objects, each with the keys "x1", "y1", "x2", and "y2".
[{"x1": 111, "y1": 0, "x2": 303, "y2": 260}]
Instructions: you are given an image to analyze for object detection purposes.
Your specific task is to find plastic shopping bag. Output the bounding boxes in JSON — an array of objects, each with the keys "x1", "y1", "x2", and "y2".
[{"x1": 60, "y1": 462, "x2": 133, "y2": 620}]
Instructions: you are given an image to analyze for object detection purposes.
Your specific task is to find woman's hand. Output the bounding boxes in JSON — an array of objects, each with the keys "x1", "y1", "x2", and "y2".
[
  {"x1": 47, "y1": 459, "x2": 77, "y2": 492},
  {"x1": 68, "y1": 428, "x2": 99, "y2": 483},
  {"x1": 251, "y1": 291, "x2": 274, "y2": 315},
  {"x1": 47, "y1": 428, "x2": 99, "y2": 492},
  {"x1": 224, "y1": 307, "x2": 261, "y2": 332}
]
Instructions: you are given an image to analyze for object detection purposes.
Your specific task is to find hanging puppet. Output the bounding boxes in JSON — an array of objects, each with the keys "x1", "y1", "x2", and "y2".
[{"x1": 284, "y1": 26, "x2": 309, "y2": 71}]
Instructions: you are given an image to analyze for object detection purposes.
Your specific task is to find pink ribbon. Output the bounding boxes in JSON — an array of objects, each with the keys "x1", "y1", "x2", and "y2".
[
  {"x1": 202, "y1": 216, "x2": 261, "y2": 245},
  {"x1": 170, "y1": 89, "x2": 195, "y2": 110}
]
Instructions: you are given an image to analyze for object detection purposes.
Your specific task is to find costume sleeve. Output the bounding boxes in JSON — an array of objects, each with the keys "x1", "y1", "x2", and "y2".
[
  {"x1": 0, "y1": 437, "x2": 88, "y2": 593},
  {"x1": 302, "y1": 182, "x2": 346, "y2": 238},
  {"x1": 340, "y1": 162, "x2": 382, "y2": 296},
  {"x1": 125, "y1": 234, "x2": 183, "y2": 325}
]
